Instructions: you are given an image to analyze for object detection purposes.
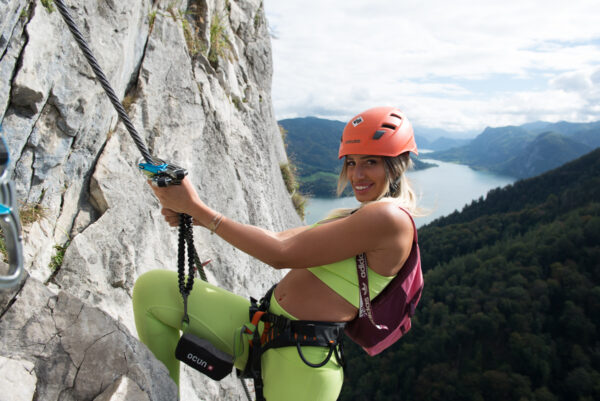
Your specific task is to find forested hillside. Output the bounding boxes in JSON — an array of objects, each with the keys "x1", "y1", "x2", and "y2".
[
  {"x1": 279, "y1": 117, "x2": 349, "y2": 196},
  {"x1": 340, "y1": 148, "x2": 600, "y2": 401}
]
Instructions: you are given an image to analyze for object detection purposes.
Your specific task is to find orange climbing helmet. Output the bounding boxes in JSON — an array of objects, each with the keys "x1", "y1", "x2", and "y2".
[{"x1": 338, "y1": 107, "x2": 418, "y2": 158}]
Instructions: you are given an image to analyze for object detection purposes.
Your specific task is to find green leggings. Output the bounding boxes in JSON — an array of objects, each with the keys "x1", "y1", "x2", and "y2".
[{"x1": 132, "y1": 270, "x2": 344, "y2": 400}]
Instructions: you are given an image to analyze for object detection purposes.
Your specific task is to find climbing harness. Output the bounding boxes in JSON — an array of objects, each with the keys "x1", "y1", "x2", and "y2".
[
  {"x1": 238, "y1": 285, "x2": 346, "y2": 401},
  {"x1": 0, "y1": 128, "x2": 24, "y2": 289}
]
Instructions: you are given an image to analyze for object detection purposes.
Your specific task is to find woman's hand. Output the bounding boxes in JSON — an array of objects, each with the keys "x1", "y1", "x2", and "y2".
[
  {"x1": 149, "y1": 177, "x2": 209, "y2": 224},
  {"x1": 160, "y1": 208, "x2": 179, "y2": 227},
  {"x1": 160, "y1": 208, "x2": 205, "y2": 227}
]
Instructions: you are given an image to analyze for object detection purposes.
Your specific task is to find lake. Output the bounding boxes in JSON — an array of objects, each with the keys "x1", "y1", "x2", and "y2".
[{"x1": 303, "y1": 156, "x2": 516, "y2": 227}]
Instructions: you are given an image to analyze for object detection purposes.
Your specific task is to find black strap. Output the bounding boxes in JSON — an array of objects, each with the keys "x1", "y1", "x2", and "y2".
[{"x1": 261, "y1": 317, "x2": 346, "y2": 362}]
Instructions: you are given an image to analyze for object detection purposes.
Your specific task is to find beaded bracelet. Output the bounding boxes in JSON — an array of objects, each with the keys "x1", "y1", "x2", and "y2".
[{"x1": 208, "y1": 213, "x2": 224, "y2": 235}]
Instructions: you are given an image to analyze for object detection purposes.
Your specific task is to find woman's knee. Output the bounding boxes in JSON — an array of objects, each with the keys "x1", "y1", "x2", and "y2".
[{"x1": 132, "y1": 269, "x2": 178, "y2": 306}]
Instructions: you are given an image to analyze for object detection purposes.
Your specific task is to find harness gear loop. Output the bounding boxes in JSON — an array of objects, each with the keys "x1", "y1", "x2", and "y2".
[{"x1": 295, "y1": 341, "x2": 335, "y2": 368}]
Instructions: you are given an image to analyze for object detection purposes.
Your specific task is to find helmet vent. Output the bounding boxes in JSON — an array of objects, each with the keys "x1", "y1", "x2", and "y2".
[
  {"x1": 390, "y1": 113, "x2": 402, "y2": 119},
  {"x1": 381, "y1": 123, "x2": 396, "y2": 130},
  {"x1": 373, "y1": 130, "x2": 386, "y2": 139}
]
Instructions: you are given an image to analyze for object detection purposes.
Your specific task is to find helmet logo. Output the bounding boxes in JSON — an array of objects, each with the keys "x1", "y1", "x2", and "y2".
[{"x1": 352, "y1": 116, "x2": 364, "y2": 127}]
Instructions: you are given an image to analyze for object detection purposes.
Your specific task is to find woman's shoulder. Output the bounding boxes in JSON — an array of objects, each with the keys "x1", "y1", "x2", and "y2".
[{"x1": 354, "y1": 201, "x2": 414, "y2": 234}]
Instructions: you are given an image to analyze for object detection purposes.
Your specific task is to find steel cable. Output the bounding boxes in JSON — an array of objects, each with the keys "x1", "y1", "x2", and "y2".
[{"x1": 54, "y1": 0, "x2": 153, "y2": 163}]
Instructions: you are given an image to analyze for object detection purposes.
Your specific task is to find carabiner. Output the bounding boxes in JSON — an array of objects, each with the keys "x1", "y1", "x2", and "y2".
[
  {"x1": 137, "y1": 157, "x2": 187, "y2": 187},
  {"x1": 0, "y1": 130, "x2": 24, "y2": 289}
]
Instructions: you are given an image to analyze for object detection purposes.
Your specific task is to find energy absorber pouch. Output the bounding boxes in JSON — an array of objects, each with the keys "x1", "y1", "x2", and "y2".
[{"x1": 175, "y1": 333, "x2": 233, "y2": 380}]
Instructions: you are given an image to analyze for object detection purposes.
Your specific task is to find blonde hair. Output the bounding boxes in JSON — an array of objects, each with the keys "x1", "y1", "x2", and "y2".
[{"x1": 323, "y1": 153, "x2": 424, "y2": 221}]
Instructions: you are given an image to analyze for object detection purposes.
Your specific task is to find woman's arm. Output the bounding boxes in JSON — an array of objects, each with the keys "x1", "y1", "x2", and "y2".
[
  {"x1": 151, "y1": 178, "x2": 410, "y2": 270},
  {"x1": 161, "y1": 206, "x2": 311, "y2": 240},
  {"x1": 211, "y1": 203, "x2": 408, "y2": 269}
]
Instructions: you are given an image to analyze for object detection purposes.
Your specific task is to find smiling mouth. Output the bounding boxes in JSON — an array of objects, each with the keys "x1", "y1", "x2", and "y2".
[{"x1": 354, "y1": 184, "x2": 372, "y2": 192}]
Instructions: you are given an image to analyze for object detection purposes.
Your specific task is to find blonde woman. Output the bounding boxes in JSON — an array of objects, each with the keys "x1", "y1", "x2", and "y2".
[{"x1": 133, "y1": 106, "x2": 422, "y2": 401}]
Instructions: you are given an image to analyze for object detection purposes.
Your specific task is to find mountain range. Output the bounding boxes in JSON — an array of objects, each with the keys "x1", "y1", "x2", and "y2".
[{"x1": 430, "y1": 121, "x2": 600, "y2": 178}]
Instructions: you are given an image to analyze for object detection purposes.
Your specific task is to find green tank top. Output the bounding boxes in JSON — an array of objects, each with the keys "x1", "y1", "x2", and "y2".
[
  {"x1": 308, "y1": 257, "x2": 395, "y2": 308},
  {"x1": 306, "y1": 222, "x2": 395, "y2": 308}
]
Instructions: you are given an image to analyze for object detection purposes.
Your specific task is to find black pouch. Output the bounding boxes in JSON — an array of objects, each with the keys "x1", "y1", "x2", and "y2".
[{"x1": 175, "y1": 333, "x2": 233, "y2": 381}]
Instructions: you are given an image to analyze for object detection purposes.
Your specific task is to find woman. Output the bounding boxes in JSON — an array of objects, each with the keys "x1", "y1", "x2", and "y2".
[{"x1": 133, "y1": 106, "x2": 421, "y2": 401}]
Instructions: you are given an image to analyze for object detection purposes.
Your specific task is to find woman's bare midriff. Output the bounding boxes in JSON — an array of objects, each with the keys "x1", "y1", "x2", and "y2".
[{"x1": 274, "y1": 269, "x2": 358, "y2": 322}]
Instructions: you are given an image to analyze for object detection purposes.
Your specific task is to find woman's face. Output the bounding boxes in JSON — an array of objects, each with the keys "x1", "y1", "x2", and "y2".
[{"x1": 345, "y1": 155, "x2": 387, "y2": 202}]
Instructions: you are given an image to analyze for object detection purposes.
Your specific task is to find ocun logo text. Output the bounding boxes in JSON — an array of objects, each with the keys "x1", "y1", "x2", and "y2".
[{"x1": 187, "y1": 353, "x2": 208, "y2": 369}]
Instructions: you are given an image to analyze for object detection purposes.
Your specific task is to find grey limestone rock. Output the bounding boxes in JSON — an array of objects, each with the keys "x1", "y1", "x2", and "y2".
[
  {"x1": 0, "y1": 0, "x2": 300, "y2": 399},
  {"x1": 0, "y1": 277, "x2": 178, "y2": 400}
]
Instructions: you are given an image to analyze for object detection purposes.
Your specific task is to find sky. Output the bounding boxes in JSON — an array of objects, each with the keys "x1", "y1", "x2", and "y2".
[{"x1": 263, "y1": 0, "x2": 600, "y2": 136}]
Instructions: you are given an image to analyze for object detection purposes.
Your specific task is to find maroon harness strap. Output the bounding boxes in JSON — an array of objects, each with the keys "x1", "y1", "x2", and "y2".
[
  {"x1": 356, "y1": 253, "x2": 389, "y2": 330},
  {"x1": 355, "y1": 207, "x2": 419, "y2": 331}
]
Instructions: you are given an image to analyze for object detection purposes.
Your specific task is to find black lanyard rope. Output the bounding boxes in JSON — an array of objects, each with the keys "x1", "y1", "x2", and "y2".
[{"x1": 178, "y1": 214, "x2": 209, "y2": 326}]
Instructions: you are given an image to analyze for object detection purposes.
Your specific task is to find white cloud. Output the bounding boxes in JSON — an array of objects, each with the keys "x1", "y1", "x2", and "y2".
[
  {"x1": 551, "y1": 71, "x2": 592, "y2": 92},
  {"x1": 264, "y1": 0, "x2": 600, "y2": 134}
]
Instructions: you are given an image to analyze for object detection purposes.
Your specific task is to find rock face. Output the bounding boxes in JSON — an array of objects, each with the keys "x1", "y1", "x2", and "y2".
[
  {"x1": 1, "y1": 277, "x2": 178, "y2": 401},
  {"x1": 0, "y1": 0, "x2": 301, "y2": 400}
]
